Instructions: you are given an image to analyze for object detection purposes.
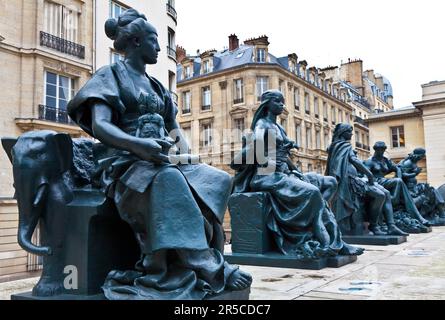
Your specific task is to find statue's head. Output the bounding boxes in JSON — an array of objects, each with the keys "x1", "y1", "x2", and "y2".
[
  {"x1": 410, "y1": 147, "x2": 426, "y2": 162},
  {"x1": 251, "y1": 90, "x2": 285, "y2": 129},
  {"x1": 373, "y1": 141, "x2": 388, "y2": 154},
  {"x1": 332, "y1": 123, "x2": 353, "y2": 142},
  {"x1": 105, "y1": 8, "x2": 160, "y2": 64}
]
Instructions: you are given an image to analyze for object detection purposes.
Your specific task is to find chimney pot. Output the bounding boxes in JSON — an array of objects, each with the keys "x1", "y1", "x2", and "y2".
[{"x1": 229, "y1": 34, "x2": 239, "y2": 51}]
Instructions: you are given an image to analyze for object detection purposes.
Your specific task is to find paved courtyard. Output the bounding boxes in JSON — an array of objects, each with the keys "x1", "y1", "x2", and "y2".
[{"x1": 1, "y1": 227, "x2": 445, "y2": 300}]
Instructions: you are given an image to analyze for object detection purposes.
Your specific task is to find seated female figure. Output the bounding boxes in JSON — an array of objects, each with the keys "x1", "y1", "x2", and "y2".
[
  {"x1": 231, "y1": 90, "x2": 364, "y2": 259},
  {"x1": 67, "y1": 9, "x2": 251, "y2": 300}
]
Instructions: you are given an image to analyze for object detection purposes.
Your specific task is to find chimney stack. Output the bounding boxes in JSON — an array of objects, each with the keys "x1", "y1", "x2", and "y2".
[
  {"x1": 176, "y1": 45, "x2": 186, "y2": 63},
  {"x1": 229, "y1": 34, "x2": 239, "y2": 51}
]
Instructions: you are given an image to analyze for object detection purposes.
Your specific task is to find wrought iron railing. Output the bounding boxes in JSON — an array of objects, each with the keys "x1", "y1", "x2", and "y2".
[
  {"x1": 170, "y1": 91, "x2": 178, "y2": 104},
  {"x1": 167, "y1": 46, "x2": 176, "y2": 60},
  {"x1": 356, "y1": 142, "x2": 363, "y2": 149},
  {"x1": 201, "y1": 105, "x2": 211, "y2": 111},
  {"x1": 166, "y1": 3, "x2": 177, "y2": 21},
  {"x1": 40, "y1": 31, "x2": 85, "y2": 59},
  {"x1": 233, "y1": 98, "x2": 244, "y2": 104},
  {"x1": 38, "y1": 105, "x2": 75, "y2": 125},
  {"x1": 354, "y1": 115, "x2": 368, "y2": 127}
]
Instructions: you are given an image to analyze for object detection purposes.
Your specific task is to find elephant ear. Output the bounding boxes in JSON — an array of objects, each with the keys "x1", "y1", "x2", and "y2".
[
  {"x1": 1, "y1": 138, "x2": 18, "y2": 164},
  {"x1": 52, "y1": 133, "x2": 73, "y2": 174}
]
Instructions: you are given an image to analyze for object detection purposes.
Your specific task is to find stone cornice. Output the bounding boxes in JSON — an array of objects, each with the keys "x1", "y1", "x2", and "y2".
[{"x1": 365, "y1": 108, "x2": 421, "y2": 123}]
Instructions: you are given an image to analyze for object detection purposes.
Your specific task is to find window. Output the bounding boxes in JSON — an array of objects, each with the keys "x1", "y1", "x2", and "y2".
[
  {"x1": 181, "y1": 125, "x2": 191, "y2": 147},
  {"x1": 280, "y1": 118, "x2": 287, "y2": 130},
  {"x1": 323, "y1": 102, "x2": 328, "y2": 121},
  {"x1": 355, "y1": 131, "x2": 360, "y2": 141},
  {"x1": 304, "y1": 93, "x2": 310, "y2": 115},
  {"x1": 233, "y1": 118, "x2": 245, "y2": 142},
  {"x1": 306, "y1": 127, "x2": 312, "y2": 149},
  {"x1": 391, "y1": 126, "x2": 405, "y2": 148},
  {"x1": 339, "y1": 110, "x2": 344, "y2": 123},
  {"x1": 201, "y1": 86, "x2": 211, "y2": 110},
  {"x1": 110, "y1": 1, "x2": 127, "y2": 19},
  {"x1": 167, "y1": 28, "x2": 175, "y2": 58},
  {"x1": 45, "y1": 71, "x2": 75, "y2": 110},
  {"x1": 295, "y1": 124, "x2": 302, "y2": 147},
  {"x1": 44, "y1": 1, "x2": 79, "y2": 42},
  {"x1": 316, "y1": 130, "x2": 321, "y2": 149},
  {"x1": 182, "y1": 91, "x2": 191, "y2": 114},
  {"x1": 234, "y1": 79, "x2": 244, "y2": 104},
  {"x1": 307, "y1": 163, "x2": 313, "y2": 172},
  {"x1": 256, "y1": 76, "x2": 268, "y2": 101},
  {"x1": 203, "y1": 60, "x2": 211, "y2": 74},
  {"x1": 331, "y1": 107, "x2": 336, "y2": 125},
  {"x1": 110, "y1": 50, "x2": 124, "y2": 64},
  {"x1": 324, "y1": 131, "x2": 330, "y2": 149},
  {"x1": 279, "y1": 80, "x2": 285, "y2": 94},
  {"x1": 289, "y1": 61, "x2": 295, "y2": 73},
  {"x1": 256, "y1": 48, "x2": 266, "y2": 63},
  {"x1": 294, "y1": 87, "x2": 300, "y2": 109},
  {"x1": 184, "y1": 65, "x2": 192, "y2": 79},
  {"x1": 200, "y1": 122, "x2": 212, "y2": 148},
  {"x1": 346, "y1": 112, "x2": 350, "y2": 124},
  {"x1": 314, "y1": 97, "x2": 319, "y2": 118}
]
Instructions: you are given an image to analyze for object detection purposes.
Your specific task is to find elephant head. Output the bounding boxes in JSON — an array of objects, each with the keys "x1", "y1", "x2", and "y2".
[{"x1": 2, "y1": 130, "x2": 73, "y2": 257}]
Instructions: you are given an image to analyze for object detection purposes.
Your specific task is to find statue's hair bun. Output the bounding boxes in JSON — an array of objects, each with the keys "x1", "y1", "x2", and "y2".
[{"x1": 105, "y1": 18, "x2": 119, "y2": 40}]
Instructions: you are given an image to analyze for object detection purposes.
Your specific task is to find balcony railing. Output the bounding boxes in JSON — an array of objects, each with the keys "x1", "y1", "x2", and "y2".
[
  {"x1": 166, "y1": 3, "x2": 177, "y2": 22},
  {"x1": 182, "y1": 108, "x2": 191, "y2": 115},
  {"x1": 233, "y1": 98, "x2": 244, "y2": 104},
  {"x1": 39, "y1": 105, "x2": 75, "y2": 125},
  {"x1": 201, "y1": 105, "x2": 211, "y2": 111},
  {"x1": 167, "y1": 46, "x2": 176, "y2": 61},
  {"x1": 170, "y1": 91, "x2": 178, "y2": 104},
  {"x1": 354, "y1": 115, "x2": 368, "y2": 127},
  {"x1": 356, "y1": 142, "x2": 363, "y2": 149},
  {"x1": 40, "y1": 31, "x2": 85, "y2": 59}
]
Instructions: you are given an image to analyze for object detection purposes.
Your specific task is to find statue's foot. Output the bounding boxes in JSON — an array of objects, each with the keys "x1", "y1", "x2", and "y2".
[
  {"x1": 339, "y1": 243, "x2": 365, "y2": 256},
  {"x1": 387, "y1": 224, "x2": 409, "y2": 236},
  {"x1": 32, "y1": 277, "x2": 64, "y2": 297},
  {"x1": 226, "y1": 269, "x2": 252, "y2": 291},
  {"x1": 369, "y1": 225, "x2": 386, "y2": 236},
  {"x1": 419, "y1": 218, "x2": 432, "y2": 227}
]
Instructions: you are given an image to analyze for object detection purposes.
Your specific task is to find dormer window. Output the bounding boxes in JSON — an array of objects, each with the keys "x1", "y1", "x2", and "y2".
[
  {"x1": 289, "y1": 61, "x2": 295, "y2": 73},
  {"x1": 256, "y1": 48, "x2": 266, "y2": 63},
  {"x1": 203, "y1": 60, "x2": 211, "y2": 74},
  {"x1": 184, "y1": 65, "x2": 191, "y2": 79}
]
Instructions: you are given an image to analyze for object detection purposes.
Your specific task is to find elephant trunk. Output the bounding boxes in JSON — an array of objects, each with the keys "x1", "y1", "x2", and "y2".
[{"x1": 17, "y1": 183, "x2": 52, "y2": 256}]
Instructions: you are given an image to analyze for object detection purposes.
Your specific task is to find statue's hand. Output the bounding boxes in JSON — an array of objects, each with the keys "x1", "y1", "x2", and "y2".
[
  {"x1": 367, "y1": 175, "x2": 375, "y2": 185},
  {"x1": 132, "y1": 138, "x2": 172, "y2": 164}
]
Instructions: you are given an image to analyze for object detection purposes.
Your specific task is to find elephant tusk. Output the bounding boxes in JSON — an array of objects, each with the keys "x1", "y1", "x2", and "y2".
[{"x1": 33, "y1": 184, "x2": 49, "y2": 208}]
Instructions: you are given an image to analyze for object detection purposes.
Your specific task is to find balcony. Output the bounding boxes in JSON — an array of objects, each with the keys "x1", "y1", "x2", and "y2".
[
  {"x1": 167, "y1": 46, "x2": 176, "y2": 61},
  {"x1": 40, "y1": 31, "x2": 85, "y2": 59},
  {"x1": 166, "y1": 3, "x2": 177, "y2": 22},
  {"x1": 182, "y1": 108, "x2": 191, "y2": 115},
  {"x1": 170, "y1": 91, "x2": 178, "y2": 104},
  {"x1": 356, "y1": 142, "x2": 363, "y2": 149},
  {"x1": 201, "y1": 105, "x2": 211, "y2": 111},
  {"x1": 39, "y1": 105, "x2": 75, "y2": 125},
  {"x1": 354, "y1": 115, "x2": 369, "y2": 128},
  {"x1": 233, "y1": 98, "x2": 244, "y2": 105}
]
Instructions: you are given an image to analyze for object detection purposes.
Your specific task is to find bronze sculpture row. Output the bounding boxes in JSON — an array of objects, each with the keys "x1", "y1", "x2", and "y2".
[{"x1": 2, "y1": 8, "x2": 444, "y2": 300}]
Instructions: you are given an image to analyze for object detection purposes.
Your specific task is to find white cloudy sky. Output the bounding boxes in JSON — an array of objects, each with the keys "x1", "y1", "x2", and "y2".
[{"x1": 176, "y1": 0, "x2": 445, "y2": 108}]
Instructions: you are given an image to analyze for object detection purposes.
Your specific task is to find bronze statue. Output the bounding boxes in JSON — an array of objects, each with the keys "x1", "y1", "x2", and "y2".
[
  {"x1": 398, "y1": 148, "x2": 445, "y2": 226},
  {"x1": 326, "y1": 124, "x2": 407, "y2": 236},
  {"x1": 67, "y1": 9, "x2": 251, "y2": 300},
  {"x1": 231, "y1": 90, "x2": 364, "y2": 260},
  {"x1": 364, "y1": 142, "x2": 432, "y2": 232}
]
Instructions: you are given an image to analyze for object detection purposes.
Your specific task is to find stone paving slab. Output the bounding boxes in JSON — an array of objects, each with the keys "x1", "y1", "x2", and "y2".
[{"x1": 1, "y1": 227, "x2": 444, "y2": 300}]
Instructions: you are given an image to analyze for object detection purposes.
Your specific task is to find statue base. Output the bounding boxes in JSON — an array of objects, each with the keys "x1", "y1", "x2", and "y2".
[
  {"x1": 224, "y1": 252, "x2": 357, "y2": 270},
  {"x1": 401, "y1": 226, "x2": 433, "y2": 234},
  {"x1": 11, "y1": 287, "x2": 251, "y2": 301},
  {"x1": 342, "y1": 235, "x2": 408, "y2": 246}
]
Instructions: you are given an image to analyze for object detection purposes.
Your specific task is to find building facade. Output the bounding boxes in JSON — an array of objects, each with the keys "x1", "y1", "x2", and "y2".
[
  {"x1": 0, "y1": 0, "x2": 94, "y2": 279},
  {"x1": 367, "y1": 80, "x2": 445, "y2": 188},
  {"x1": 0, "y1": 0, "x2": 178, "y2": 279},
  {"x1": 176, "y1": 35, "x2": 386, "y2": 178}
]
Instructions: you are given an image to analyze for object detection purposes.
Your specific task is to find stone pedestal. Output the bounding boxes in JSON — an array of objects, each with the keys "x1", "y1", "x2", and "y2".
[
  {"x1": 227, "y1": 192, "x2": 357, "y2": 270},
  {"x1": 342, "y1": 235, "x2": 407, "y2": 246}
]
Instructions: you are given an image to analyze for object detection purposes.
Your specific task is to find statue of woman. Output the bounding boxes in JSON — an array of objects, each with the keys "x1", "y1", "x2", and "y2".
[
  {"x1": 398, "y1": 148, "x2": 445, "y2": 225},
  {"x1": 67, "y1": 9, "x2": 251, "y2": 300},
  {"x1": 231, "y1": 90, "x2": 364, "y2": 259},
  {"x1": 326, "y1": 124, "x2": 407, "y2": 236},
  {"x1": 364, "y1": 142, "x2": 431, "y2": 227}
]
